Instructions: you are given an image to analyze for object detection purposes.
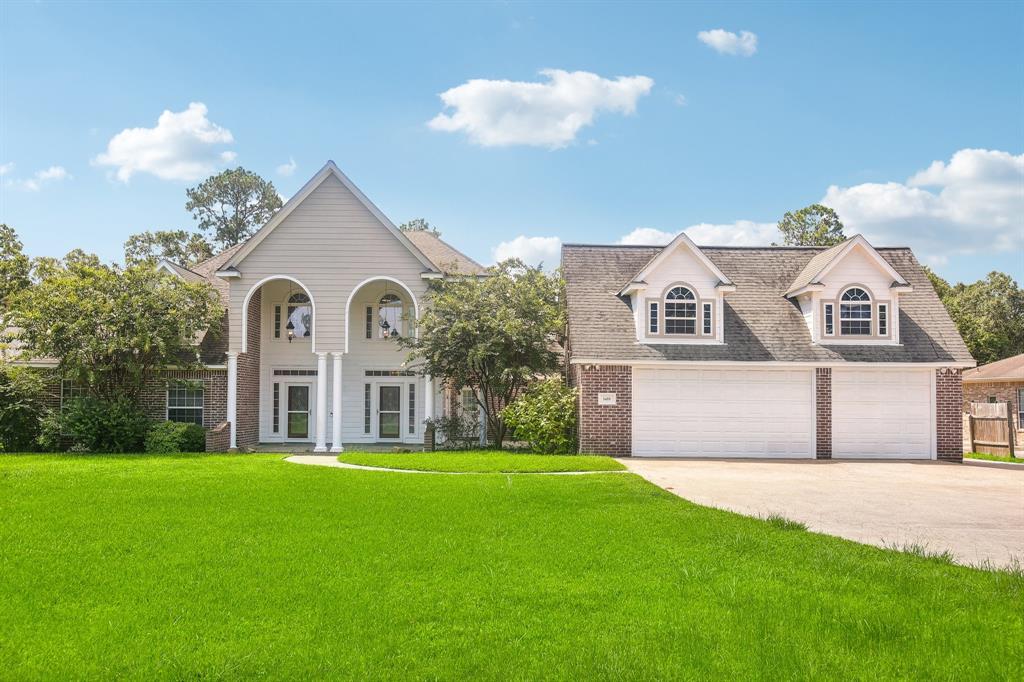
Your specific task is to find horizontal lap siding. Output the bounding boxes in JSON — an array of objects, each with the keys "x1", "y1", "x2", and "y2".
[{"x1": 228, "y1": 175, "x2": 429, "y2": 354}]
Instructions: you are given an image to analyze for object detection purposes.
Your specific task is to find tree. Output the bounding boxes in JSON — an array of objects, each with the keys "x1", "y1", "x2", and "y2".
[
  {"x1": 0, "y1": 224, "x2": 30, "y2": 311},
  {"x1": 10, "y1": 260, "x2": 223, "y2": 403},
  {"x1": 399, "y1": 259, "x2": 564, "y2": 448},
  {"x1": 185, "y1": 167, "x2": 282, "y2": 249},
  {"x1": 926, "y1": 269, "x2": 1024, "y2": 365},
  {"x1": 776, "y1": 204, "x2": 847, "y2": 246},
  {"x1": 124, "y1": 229, "x2": 214, "y2": 267},
  {"x1": 399, "y1": 218, "x2": 441, "y2": 236}
]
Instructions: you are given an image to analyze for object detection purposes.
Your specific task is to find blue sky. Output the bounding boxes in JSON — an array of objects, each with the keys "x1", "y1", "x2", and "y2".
[{"x1": 1, "y1": 1, "x2": 1021, "y2": 283}]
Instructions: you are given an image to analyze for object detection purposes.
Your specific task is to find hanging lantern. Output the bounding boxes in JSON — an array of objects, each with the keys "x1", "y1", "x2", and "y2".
[{"x1": 286, "y1": 319, "x2": 295, "y2": 343}]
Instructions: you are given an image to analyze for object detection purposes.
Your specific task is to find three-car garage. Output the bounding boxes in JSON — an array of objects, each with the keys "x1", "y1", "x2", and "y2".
[{"x1": 631, "y1": 366, "x2": 936, "y2": 459}]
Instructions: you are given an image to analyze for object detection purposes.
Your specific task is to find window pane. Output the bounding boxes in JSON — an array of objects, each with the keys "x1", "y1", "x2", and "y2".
[
  {"x1": 666, "y1": 318, "x2": 696, "y2": 334},
  {"x1": 379, "y1": 385, "x2": 401, "y2": 412},
  {"x1": 825, "y1": 304, "x2": 834, "y2": 335},
  {"x1": 702, "y1": 303, "x2": 712, "y2": 335},
  {"x1": 840, "y1": 320, "x2": 871, "y2": 335},
  {"x1": 649, "y1": 302, "x2": 658, "y2": 333},
  {"x1": 287, "y1": 385, "x2": 308, "y2": 411},
  {"x1": 409, "y1": 383, "x2": 416, "y2": 433},
  {"x1": 667, "y1": 287, "x2": 695, "y2": 300},
  {"x1": 287, "y1": 305, "x2": 312, "y2": 337},
  {"x1": 364, "y1": 384, "x2": 371, "y2": 434}
]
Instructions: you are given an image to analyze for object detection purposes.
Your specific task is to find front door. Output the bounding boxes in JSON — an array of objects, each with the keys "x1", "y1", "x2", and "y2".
[
  {"x1": 286, "y1": 384, "x2": 311, "y2": 440},
  {"x1": 378, "y1": 384, "x2": 402, "y2": 440}
]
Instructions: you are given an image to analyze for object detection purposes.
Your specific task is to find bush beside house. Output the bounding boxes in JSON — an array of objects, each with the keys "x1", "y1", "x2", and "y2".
[{"x1": 501, "y1": 378, "x2": 577, "y2": 454}]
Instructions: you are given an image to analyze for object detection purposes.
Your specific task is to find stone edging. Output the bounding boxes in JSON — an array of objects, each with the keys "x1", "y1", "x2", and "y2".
[{"x1": 285, "y1": 455, "x2": 629, "y2": 476}]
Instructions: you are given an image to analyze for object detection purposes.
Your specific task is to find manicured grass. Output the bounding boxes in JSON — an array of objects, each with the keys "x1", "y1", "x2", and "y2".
[
  {"x1": 1, "y1": 454, "x2": 1021, "y2": 678},
  {"x1": 338, "y1": 449, "x2": 625, "y2": 473},
  {"x1": 965, "y1": 451, "x2": 1022, "y2": 463}
]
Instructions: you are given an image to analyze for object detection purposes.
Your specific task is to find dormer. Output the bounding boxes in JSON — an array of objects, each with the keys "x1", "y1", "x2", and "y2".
[
  {"x1": 619, "y1": 233, "x2": 735, "y2": 345},
  {"x1": 785, "y1": 235, "x2": 912, "y2": 346}
]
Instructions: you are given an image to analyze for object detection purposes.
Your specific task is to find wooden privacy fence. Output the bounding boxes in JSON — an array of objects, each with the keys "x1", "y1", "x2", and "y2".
[{"x1": 967, "y1": 402, "x2": 1016, "y2": 457}]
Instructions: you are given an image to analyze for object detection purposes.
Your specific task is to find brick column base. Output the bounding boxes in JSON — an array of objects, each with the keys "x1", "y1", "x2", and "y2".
[
  {"x1": 936, "y1": 368, "x2": 963, "y2": 462},
  {"x1": 576, "y1": 365, "x2": 632, "y2": 456},
  {"x1": 815, "y1": 368, "x2": 832, "y2": 459}
]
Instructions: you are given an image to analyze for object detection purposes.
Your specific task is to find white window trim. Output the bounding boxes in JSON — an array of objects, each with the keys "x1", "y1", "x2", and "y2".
[
  {"x1": 878, "y1": 303, "x2": 888, "y2": 336},
  {"x1": 824, "y1": 302, "x2": 835, "y2": 337},
  {"x1": 839, "y1": 287, "x2": 872, "y2": 336},
  {"x1": 664, "y1": 286, "x2": 697, "y2": 336},
  {"x1": 166, "y1": 383, "x2": 204, "y2": 425},
  {"x1": 275, "y1": 294, "x2": 313, "y2": 343},
  {"x1": 701, "y1": 302, "x2": 712, "y2": 336}
]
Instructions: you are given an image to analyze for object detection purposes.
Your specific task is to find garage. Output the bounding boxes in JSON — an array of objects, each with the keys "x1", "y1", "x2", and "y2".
[
  {"x1": 832, "y1": 368, "x2": 934, "y2": 459},
  {"x1": 632, "y1": 367, "x2": 815, "y2": 458}
]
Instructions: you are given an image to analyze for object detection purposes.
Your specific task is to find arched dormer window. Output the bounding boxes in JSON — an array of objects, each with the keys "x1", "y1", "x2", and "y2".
[
  {"x1": 285, "y1": 292, "x2": 312, "y2": 339},
  {"x1": 378, "y1": 293, "x2": 403, "y2": 338},
  {"x1": 839, "y1": 287, "x2": 871, "y2": 335},
  {"x1": 664, "y1": 286, "x2": 697, "y2": 335}
]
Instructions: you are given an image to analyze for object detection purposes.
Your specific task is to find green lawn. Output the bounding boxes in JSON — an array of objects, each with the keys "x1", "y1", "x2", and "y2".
[
  {"x1": 1, "y1": 454, "x2": 1021, "y2": 679},
  {"x1": 965, "y1": 451, "x2": 1022, "y2": 463},
  {"x1": 338, "y1": 450, "x2": 625, "y2": 473}
]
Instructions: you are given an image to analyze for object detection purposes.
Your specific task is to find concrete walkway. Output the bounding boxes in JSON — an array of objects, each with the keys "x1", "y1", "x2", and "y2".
[
  {"x1": 621, "y1": 458, "x2": 1024, "y2": 569},
  {"x1": 285, "y1": 455, "x2": 627, "y2": 476}
]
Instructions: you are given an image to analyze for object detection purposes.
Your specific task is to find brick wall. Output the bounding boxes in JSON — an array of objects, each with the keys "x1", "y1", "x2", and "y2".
[
  {"x1": 963, "y1": 380, "x2": 1022, "y2": 450},
  {"x1": 576, "y1": 364, "x2": 631, "y2": 456},
  {"x1": 139, "y1": 369, "x2": 227, "y2": 428},
  {"x1": 815, "y1": 367, "x2": 832, "y2": 459},
  {"x1": 205, "y1": 421, "x2": 231, "y2": 452},
  {"x1": 936, "y1": 368, "x2": 963, "y2": 462},
  {"x1": 236, "y1": 289, "x2": 261, "y2": 448}
]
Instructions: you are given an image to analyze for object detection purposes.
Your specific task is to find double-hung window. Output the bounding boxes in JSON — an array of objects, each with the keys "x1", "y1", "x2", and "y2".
[
  {"x1": 664, "y1": 287, "x2": 696, "y2": 335},
  {"x1": 839, "y1": 288, "x2": 872, "y2": 335},
  {"x1": 167, "y1": 383, "x2": 204, "y2": 425}
]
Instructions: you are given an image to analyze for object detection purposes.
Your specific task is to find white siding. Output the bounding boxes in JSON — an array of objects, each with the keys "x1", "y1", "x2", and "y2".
[
  {"x1": 643, "y1": 246, "x2": 719, "y2": 299},
  {"x1": 227, "y1": 174, "x2": 429, "y2": 354},
  {"x1": 820, "y1": 244, "x2": 893, "y2": 302}
]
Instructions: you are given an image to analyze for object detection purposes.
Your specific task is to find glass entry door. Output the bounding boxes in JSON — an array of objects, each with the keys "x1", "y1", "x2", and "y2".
[
  {"x1": 378, "y1": 385, "x2": 401, "y2": 439},
  {"x1": 286, "y1": 384, "x2": 311, "y2": 439}
]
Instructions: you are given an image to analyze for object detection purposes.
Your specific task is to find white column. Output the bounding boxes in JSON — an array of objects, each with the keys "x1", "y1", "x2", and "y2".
[
  {"x1": 314, "y1": 352, "x2": 328, "y2": 452},
  {"x1": 226, "y1": 352, "x2": 238, "y2": 450},
  {"x1": 330, "y1": 352, "x2": 344, "y2": 452},
  {"x1": 424, "y1": 374, "x2": 434, "y2": 421}
]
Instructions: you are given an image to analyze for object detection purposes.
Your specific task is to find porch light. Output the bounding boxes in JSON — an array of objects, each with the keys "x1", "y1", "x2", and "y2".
[{"x1": 286, "y1": 319, "x2": 295, "y2": 342}]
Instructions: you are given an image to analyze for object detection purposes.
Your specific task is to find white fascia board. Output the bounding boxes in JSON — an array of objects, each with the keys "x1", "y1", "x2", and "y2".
[
  {"x1": 215, "y1": 268, "x2": 241, "y2": 278},
  {"x1": 816, "y1": 234, "x2": 909, "y2": 287},
  {"x1": 569, "y1": 358, "x2": 977, "y2": 369},
  {"x1": 629, "y1": 232, "x2": 733, "y2": 289},
  {"x1": 617, "y1": 281, "x2": 648, "y2": 296},
  {"x1": 225, "y1": 161, "x2": 440, "y2": 274},
  {"x1": 786, "y1": 283, "x2": 825, "y2": 298}
]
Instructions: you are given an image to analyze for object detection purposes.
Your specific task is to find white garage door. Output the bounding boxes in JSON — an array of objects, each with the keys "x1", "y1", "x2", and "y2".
[
  {"x1": 632, "y1": 368, "x2": 814, "y2": 458},
  {"x1": 832, "y1": 369, "x2": 933, "y2": 459}
]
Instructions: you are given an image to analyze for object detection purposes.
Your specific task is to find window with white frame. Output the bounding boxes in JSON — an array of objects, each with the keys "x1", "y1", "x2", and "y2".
[
  {"x1": 824, "y1": 303, "x2": 834, "y2": 336},
  {"x1": 378, "y1": 294, "x2": 402, "y2": 338},
  {"x1": 878, "y1": 303, "x2": 888, "y2": 336},
  {"x1": 167, "y1": 382, "x2": 204, "y2": 425},
  {"x1": 408, "y1": 383, "x2": 416, "y2": 433},
  {"x1": 276, "y1": 293, "x2": 312, "y2": 340},
  {"x1": 60, "y1": 379, "x2": 85, "y2": 410},
  {"x1": 702, "y1": 302, "x2": 712, "y2": 335},
  {"x1": 839, "y1": 287, "x2": 872, "y2": 335},
  {"x1": 649, "y1": 302, "x2": 658, "y2": 334},
  {"x1": 363, "y1": 384, "x2": 371, "y2": 434},
  {"x1": 664, "y1": 286, "x2": 696, "y2": 335},
  {"x1": 460, "y1": 387, "x2": 479, "y2": 419}
]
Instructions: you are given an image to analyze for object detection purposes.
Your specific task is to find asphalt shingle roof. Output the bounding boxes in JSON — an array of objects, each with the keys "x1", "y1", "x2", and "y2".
[
  {"x1": 404, "y1": 231, "x2": 485, "y2": 275},
  {"x1": 562, "y1": 244, "x2": 974, "y2": 364},
  {"x1": 963, "y1": 353, "x2": 1024, "y2": 381}
]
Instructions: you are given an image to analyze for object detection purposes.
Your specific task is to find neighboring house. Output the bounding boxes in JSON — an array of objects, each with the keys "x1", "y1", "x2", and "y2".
[
  {"x1": 562, "y1": 233, "x2": 975, "y2": 461},
  {"x1": 962, "y1": 353, "x2": 1024, "y2": 449}
]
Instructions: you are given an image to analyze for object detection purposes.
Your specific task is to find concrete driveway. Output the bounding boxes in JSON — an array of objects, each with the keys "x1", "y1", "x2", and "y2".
[{"x1": 621, "y1": 459, "x2": 1024, "y2": 569}]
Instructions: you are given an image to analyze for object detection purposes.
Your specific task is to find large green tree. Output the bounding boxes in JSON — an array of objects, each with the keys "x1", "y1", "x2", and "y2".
[
  {"x1": 124, "y1": 229, "x2": 214, "y2": 267},
  {"x1": 399, "y1": 259, "x2": 564, "y2": 448},
  {"x1": 926, "y1": 268, "x2": 1024, "y2": 365},
  {"x1": 185, "y1": 167, "x2": 282, "y2": 249},
  {"x1": 0, "y1": 224, "x2": 30, "y2": 311},
  {"x1": 11, "y1": 260, "x2": 223, "y2": 403},
  {"x1": 776, "y1": 204, "x2": 847, "y2": 246}
]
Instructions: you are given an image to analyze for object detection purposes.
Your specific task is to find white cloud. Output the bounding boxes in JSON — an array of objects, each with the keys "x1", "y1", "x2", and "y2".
[
  {"x1": 697, "y1": 29, "x2": 758, "y2": 56},
  {"x1": 673, "y1": 94, "x2": 688, "y2": 107},
  {"x1": 6, "y1": 165, "x2": 72, "y2": 192},
  {"x1": 428, "y1": 69, "x2": 654, "y2": 148},
  {"x1": 93, "y1": 102, "x2": 235, "y2": 182},
  {"x1": 822, "y1": 148, "x2": 1024, "y2": 256},
  {"x1": 618, "y1": 221, "x2": 779, "y2": 246},
  {"x1": 492, "y1": 235, "x2": 562, "y2": 269},
  {"x1": 276, "y1": 157, "x2": 297, "y2": 176}
]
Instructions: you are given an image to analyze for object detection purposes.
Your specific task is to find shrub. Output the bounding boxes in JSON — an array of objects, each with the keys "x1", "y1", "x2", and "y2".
[
  {"x1": 0, "y1": 365, "x2": 45, "y2": 452},
  {"x1": 500, "y1": 377, "x2": 577, "y2": 454},
  {"x1": 54, "y1": 397, "x2": 150, "y2": 453},
  {"x1": 424, "y1": 413, "x2": 478, "y2": 450},
  {"x1": 145, "y1": 421, "x2": 206, "y2": 454}
]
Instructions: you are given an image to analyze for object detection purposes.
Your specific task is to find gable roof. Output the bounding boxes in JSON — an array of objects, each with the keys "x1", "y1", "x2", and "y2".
[
  {"x1": 223, "y1": 161, "x2": 439, "y2": 274},
  {"x1": 963, "y1": 353, "x2": 1024, "y2": 382},
  {"x1": 620, "y1": 232, "x2": 733, "y2": 294},
  {"x1": 563, "y1": 243, "x2": 974, "y2": 365},
  {"x1": 785, "y1": 235, "x2": 910, "y2": 297},
  {"x1": 403, "y1": 231, "x2": 485, "y2": 275}
]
